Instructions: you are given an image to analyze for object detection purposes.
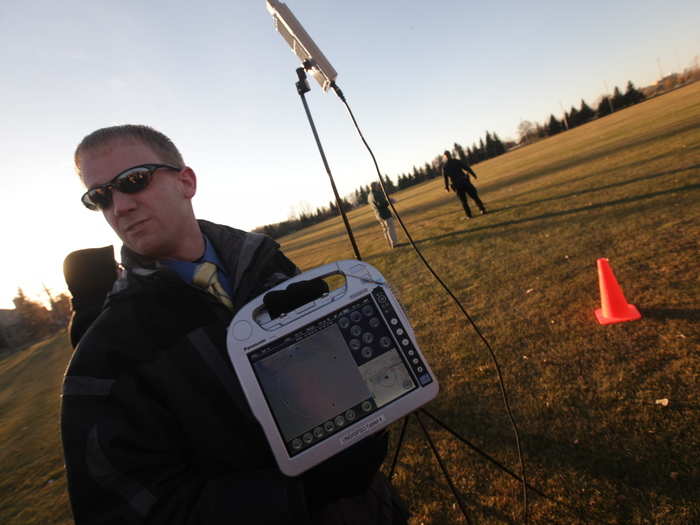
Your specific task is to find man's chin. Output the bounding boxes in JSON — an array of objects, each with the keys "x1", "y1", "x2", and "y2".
[{"x1": 123, "y1": 236, "x2": 164, "y2": 260}]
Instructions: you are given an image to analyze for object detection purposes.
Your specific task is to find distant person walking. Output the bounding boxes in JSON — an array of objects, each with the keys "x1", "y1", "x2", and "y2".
[
  {"x1": 367, "y1": 181, "x2": 398, "y2": 248},
  {"x1": 442, "y1": 150, "x2": 487, "y2": 219}
]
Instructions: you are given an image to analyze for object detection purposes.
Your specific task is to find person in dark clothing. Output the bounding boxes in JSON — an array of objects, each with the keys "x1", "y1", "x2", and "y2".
[
  {"x1": 442, "y1": 150, "x2": 487, "y2": 219},
  {"x1": 61, "y1": 124, "x2": 408, "y2": 525}
]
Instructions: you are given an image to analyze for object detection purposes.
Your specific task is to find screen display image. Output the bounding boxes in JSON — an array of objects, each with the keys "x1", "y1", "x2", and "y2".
[
  {"x1": 249, "y1": 293, "x2": 423, "y2": 455},
  {"x1": 252, "y1": 324, "x2": 370, "y2": 442},
  {"x1": 359, "y1": 348, "x2": 415, "y2": 408}
]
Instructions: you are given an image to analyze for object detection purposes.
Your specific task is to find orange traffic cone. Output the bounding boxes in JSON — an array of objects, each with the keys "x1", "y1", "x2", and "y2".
[{"x1": 594, "y1": 258, "x2": 641, "y2": 325}]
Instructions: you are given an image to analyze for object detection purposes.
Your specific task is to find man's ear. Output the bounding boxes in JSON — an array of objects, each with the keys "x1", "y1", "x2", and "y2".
[{"x1": 178, "y1": 167, "x2": 197, "y2": 199}]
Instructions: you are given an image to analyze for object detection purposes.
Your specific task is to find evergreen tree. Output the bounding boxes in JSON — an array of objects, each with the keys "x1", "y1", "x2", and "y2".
[
  {"x1": 411, "y1": 165, "x2": 421, "y2": 183},
  {"x1": 381, "y1": 174, "x2": 396, "y2": 193},
  {"x1": 597, "y1": 96, "x2": 613, "y2": 117},
  {"x1": 547, "y1": 114, "x2": 563, "y2": 135},
  {"x1": 491, "y1": 132, "x2": 506, "y2": 155},
  {"x1": 578, "y1": 99, "x2": 595, "y2": 124},
  {"x1": 612, "y1": 86, "x2": 625, "y2": 109},
  {"x1": 485, "y1": 131, "x2": 502, "y2": 158},
  {"x1": 568, "y1": 106, "x2": 580, "y2": 127},
  {"x1": 466, "y1": 146, "x2": 475, "y2": 164},
  {"x1": 624, "y1": 80, "x2": 645, "y2": 105}
]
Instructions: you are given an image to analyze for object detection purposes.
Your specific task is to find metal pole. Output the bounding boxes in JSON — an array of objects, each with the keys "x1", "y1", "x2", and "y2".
[{"x1": 295, "y1": 67, "x2": 362, "y2": 260}]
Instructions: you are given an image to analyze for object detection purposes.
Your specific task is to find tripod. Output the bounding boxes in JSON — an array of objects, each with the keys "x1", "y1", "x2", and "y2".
[{"x1": 292, "y1": 66, "x2": 527, "y2": 524}]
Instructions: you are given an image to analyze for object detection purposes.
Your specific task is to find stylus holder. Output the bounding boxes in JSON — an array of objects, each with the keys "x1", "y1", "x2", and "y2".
[{"x1": 226, "y1": 260, "x2": 439, "y2": 476}]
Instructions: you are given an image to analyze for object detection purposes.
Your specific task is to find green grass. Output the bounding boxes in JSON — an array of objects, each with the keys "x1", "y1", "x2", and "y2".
[{"x1": 1, "y1": 83, "x2": 698, "y2": 524}]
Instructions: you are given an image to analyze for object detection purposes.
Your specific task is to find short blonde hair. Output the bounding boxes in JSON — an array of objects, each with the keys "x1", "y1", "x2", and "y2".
[{"x1": 74, "y1": 124, "x2": 184, "y2": 174}]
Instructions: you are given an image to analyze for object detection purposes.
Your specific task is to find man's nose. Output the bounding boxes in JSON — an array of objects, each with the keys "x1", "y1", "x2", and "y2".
[{"x1": 111, "y1": 189, "x2": 137, "y2": 216}]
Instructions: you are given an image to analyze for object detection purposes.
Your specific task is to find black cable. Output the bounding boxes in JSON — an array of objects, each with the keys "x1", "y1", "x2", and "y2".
[
  {"x1": 420, "y1": 409, "x2": 606, "y2": 524},
  {"x1": 331, "y1": 81, "x2": 529, "y2": 524}
]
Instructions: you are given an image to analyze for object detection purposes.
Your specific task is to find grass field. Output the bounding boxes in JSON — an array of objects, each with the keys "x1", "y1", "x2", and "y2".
[{"x1": 1, "y1": 82, "x2": 698, "y2": 525}]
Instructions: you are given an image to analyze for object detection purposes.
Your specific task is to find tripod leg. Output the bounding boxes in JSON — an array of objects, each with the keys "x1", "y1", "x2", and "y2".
[
  {"x1": 415, "y1": 412, "x2": 473, "y2": 525},
  {"x1": 389, "y1": 415, "x2": 410, "y2": 481}
]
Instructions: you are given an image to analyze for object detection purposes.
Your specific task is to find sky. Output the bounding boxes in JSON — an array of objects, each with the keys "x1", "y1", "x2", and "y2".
[{"x1": 1, "y1": 0, "x2": 698, "y2": 309}]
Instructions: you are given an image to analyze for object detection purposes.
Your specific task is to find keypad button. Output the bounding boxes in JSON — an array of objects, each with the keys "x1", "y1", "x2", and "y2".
[
  {"x1": 412, "y1": 358, "x2": 419, "y2": 364},
  {"x1": 361, "y1": 401, "x2": 373, "y2": 412},
  {"x1": 324, "y1": 421, "x2": 335, "y2": 432},
  {"x1": 292, "y1": 438, "x2": 303, "y2": 450},
  {"x1": 369, "y1": 317, "x2": 380, "y2": 328},
  {"x1": 390, "y1": 318, "x2": 398, "y2": 325},
  {"x1": 350, "y1": 325, "x2": 362, "y2": 337},
  {"x1": 313, "y1": 426, "x2": 324, "y2": 438},
  {"x1": 350, "y1": 311, "x2": 362, "y2": 322},
  {"x1": 361, "y1": 346, "x2": 373, "y2": 359},
  {"x1": 345, "y1": 409, "x2": 356, "y2": 421},
  {"x1": 396, "y1": 328, "x2": 404, "y2": 336},
  {"x1": 408, "y1": 350, "x2": 415, "y2": 356},
  {"x1": 380, "y1": 336, "x2": 392, "y2": 348},
  {"x1": 362, "y1": 332, "x2": 374, "y2": 344},
  {"x1": 349, "y1": 339, "x2": 361, "y2": 350},
  {"x1": 334, "y1": 415, "x2": 345, "y2": 427},
  {"x1": 362, "y1": 305, "x2": 374, "y2": 316},
  {"x1": 417, "y1": 366, "x2": 424, "y2": 373},
  {"x1": 338, "y1": 317, "x2": 350, "y2": 329},
  {"x1": 402, "y1": 338, "x2": 410, "y2": 346},
  {"x1": 303, "y1": 432, "x2": 313, "y2": 444}
]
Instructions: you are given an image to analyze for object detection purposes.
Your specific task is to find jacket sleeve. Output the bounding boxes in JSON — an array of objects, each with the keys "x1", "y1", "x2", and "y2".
[
  {"x1": 460, "y1": 160, "x2": 476, "y2": 177},
  {"x1": 61, "y1": 325, "x2": 309, "y2": 524}
]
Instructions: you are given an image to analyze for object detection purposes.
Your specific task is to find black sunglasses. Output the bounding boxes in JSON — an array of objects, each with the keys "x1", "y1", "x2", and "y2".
[{"x1": 81, "y1": 164, "x2": 181, "y2": 211}]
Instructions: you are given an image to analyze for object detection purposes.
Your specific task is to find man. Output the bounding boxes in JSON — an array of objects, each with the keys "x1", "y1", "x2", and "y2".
[
  {"x1": 442, "y1": 150, "x2": 487, "y2": 219},
  {"x1": 61, "y1": 125, "x2": 407, "y2": 524},
  {"x1": 367, "y1": 182, "x2": 398, "y2": 249}
]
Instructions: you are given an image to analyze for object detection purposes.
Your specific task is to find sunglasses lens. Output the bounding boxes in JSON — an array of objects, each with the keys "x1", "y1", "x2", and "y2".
[
  {"x1": 115, "y1": 168, "x2": 152, "y2": 194},
  {"x1": 84, "y1": 187, "x2": 112, "y2": 210},
  {"x1": 81, "y1": 165, "x2": 169, "y2": 211}
]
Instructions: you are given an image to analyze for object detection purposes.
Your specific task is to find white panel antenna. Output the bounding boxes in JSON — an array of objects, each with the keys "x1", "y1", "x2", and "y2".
[{"x1": 266, "y1": 0, "x2": 338, "y2": 91}]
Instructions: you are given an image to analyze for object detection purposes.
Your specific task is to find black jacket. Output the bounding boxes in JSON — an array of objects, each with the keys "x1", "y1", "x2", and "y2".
[
  {"x1": 442, "y1": 158, "x2": 476, "y2": 192},
  {"x1": 61, "y1": 220, "x2": 402, "y2": 524}
]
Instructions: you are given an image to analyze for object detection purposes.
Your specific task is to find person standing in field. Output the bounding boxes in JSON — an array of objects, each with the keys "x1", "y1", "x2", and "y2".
[
  {"x1": 442, "y1": 150, "x2": 487, "y2": 219},
  {"x1": 367, "y1": 181, "x2": 398, "y2": 248}
]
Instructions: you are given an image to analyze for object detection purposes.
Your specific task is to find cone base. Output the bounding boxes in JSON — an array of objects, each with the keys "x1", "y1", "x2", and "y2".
[{"x1": 595, "y1": 304, "x2": 641, "y2": 325}]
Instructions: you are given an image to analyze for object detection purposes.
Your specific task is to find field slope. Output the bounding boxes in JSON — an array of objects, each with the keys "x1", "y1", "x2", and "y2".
[{"x1": 1, "y1": 82, "x2": 698, "y2": 524}]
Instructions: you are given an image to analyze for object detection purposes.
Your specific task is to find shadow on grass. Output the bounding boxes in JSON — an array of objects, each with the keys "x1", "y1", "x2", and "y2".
[
  {"x1": 411, "y1": 182, "x2": 700, "y2": 247},
  {"x1": 479, "y1": 120, "x2": 700, "y2": 195},
  {"x1": 495, "y1": 163, "x2": 700, "y2": 214},
  {"x1": 488, "y1": 146, "x2": 700, "y2": 205},
  {"x1": 394, "y1": 158, "x2": 700, "y2": 227},
  {"x1": 640, "y1": 308, "x2": 700, "y2": 321}
]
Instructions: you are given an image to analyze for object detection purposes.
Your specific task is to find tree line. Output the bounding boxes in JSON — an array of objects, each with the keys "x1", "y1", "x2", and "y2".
[
  {"x1": 252, "y1": 62, "x2": 700, "y2": 240},
  {"x1": 0, "y1": 287, "x2": 71, "y2": 349},
  {"x1": 254, "y1": 129, "x2": 508, "y2": 239},
  {"x1": 518, "y1": 80, "x2": 645, "y2": 144}
]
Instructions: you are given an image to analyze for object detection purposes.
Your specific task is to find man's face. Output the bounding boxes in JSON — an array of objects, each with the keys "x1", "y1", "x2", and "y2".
[{"x1": 79, "y1": 140, "x2": 197, "y2": 259}]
